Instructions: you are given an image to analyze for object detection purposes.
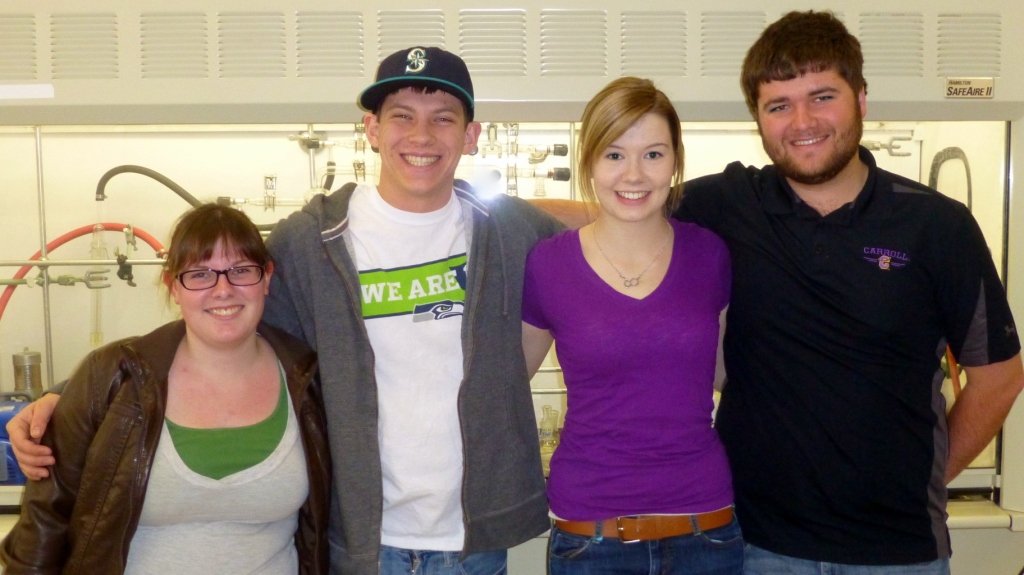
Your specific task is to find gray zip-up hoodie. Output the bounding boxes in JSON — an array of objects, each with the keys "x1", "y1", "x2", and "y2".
[{"x1": 262, "y1": 181, "x2": 562, "y2": 575}]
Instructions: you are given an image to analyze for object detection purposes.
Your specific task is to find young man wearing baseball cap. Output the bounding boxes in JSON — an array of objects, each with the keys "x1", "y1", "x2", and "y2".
[
  {"x1": 263, "y1": 45, "x2": 562, "y2": 575},
  {"x1": 8, "y1": 47, "x2": 561, "y2": 575}
]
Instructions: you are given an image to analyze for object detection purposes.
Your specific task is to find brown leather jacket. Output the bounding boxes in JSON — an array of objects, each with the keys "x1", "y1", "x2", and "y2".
[{"x1": 0, "y1": 320, "x2": 331, "y2": 575}]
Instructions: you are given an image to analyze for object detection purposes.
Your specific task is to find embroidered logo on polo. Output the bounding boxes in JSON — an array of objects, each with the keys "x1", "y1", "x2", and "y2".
[
  {"x1": 405, "y1": 48, "x2": 428, "y2": 73},
  {"x1": 359, "y1": 254, "x2": 467, "y2": 320},
  {"x1": 863, "y1": 247, "x2": 909, "y2": 270}
]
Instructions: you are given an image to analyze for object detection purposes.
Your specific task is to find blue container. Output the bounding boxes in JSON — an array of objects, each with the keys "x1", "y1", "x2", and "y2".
[{"x1": 0, "y1": 400, "x2": 29, "y2": 485}]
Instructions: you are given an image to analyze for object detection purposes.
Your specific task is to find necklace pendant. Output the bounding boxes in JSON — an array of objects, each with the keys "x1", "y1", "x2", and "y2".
[{"x1": 623, "y1": 277, "x2": 640, "y2": 288}]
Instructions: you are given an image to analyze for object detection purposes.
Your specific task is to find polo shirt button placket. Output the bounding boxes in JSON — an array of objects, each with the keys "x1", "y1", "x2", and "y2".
[{"x1": 811, "y1": 224, "x2": 829, "y2": 270}]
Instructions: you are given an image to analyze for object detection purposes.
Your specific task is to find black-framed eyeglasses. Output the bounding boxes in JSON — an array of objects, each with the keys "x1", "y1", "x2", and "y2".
[{"x1": 177, "y1": 265, "x2": 265, "y2": 291}]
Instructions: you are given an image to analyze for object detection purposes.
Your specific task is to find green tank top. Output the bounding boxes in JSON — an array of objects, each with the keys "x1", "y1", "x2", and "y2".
[{"x1": 165, "y1": 369, "x2": 289, "y2": 480}]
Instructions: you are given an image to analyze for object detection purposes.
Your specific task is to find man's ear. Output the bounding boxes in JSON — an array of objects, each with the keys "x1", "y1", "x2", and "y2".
[
  {"x1": 463, "y1": 121, "x2": 482, "y2": 155},
  {"x1": 364, "y1": 112, "x2": 380, "y2": 152}
]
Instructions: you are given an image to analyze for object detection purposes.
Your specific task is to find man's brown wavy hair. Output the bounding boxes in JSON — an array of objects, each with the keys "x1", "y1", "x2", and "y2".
[{"x1": 741, "y1": 10, "x2": 867, "y2": 119}]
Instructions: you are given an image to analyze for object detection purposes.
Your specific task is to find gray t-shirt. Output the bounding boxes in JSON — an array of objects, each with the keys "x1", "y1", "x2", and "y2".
[{"x1": 125, "y1": 391, "x2": 307, "y2": 574}]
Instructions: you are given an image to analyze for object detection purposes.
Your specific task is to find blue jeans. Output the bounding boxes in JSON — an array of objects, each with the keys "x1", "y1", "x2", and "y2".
[
  {"x1": 548, "y1": 517, "x2": 744, "y2": 575},
  {"x1": 743, "y1": 543, "x2": 950, "y2": 575},
  {"x1": 378, "y1": 545, "x2": 507, "y2": 575}
]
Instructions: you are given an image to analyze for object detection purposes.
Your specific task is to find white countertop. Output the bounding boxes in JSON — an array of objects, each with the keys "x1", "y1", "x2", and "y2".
[
  {"x1": 946, "y1": 499, "x2": 1024, "y2": 530},
  {"x1": 0, "y1": 487, "x2": 22, "y2": 508}
]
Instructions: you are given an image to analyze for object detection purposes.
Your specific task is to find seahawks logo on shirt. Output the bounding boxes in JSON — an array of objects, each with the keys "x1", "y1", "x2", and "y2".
[
  {"x1": 359, "y1": 255, "x2": 467, "y2": 320},
  {"x1": 413, "y1": 300, "x2": 465, "y2": 322}
]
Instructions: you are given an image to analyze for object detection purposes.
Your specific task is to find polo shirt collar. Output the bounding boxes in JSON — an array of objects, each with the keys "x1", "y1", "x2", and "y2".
[{"x1": 760, "y1": 146, "x2": 891, "y2": 223}]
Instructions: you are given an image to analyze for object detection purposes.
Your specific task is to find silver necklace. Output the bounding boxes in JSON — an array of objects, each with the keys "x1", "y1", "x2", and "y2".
[{"x1": 592, "y1": 220, "x2": 673, "y2": 288}]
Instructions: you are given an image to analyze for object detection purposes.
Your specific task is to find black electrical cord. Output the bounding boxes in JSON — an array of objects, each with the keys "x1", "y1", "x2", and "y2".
[
  {"x1": 323, "y1": 160, "x2": 337, "y2": 191},
  {"x1": 95, "y1": 164, "x2": 276, "y2": 231},
  {"x1": 95, "y1": 165, "x2": 203, "y2": 206}
]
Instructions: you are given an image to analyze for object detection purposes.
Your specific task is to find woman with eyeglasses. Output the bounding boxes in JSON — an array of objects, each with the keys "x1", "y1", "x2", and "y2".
[{"x1": 1, "y1": 204, "x2": 331, "y2": 575}]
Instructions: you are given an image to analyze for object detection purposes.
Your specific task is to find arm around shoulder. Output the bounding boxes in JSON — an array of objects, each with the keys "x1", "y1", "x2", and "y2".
[
  {"x1": 262, "y1": 214, "x2": 317, "y2": 343},
  {"x1": 0, "y1": 349, "x2": 123, "y2": 573},
  {"x1": 529, "y1": 198, "x2": 592, "y2": 230},
  {"x1": 6, "y1": 392, "x2": 61, "y2": 480}
]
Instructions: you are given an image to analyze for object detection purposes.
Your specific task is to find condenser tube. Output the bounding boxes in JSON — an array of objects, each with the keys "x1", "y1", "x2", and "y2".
[{"x1": 89, "y1": 224, "x2": 109, "y2": 348}]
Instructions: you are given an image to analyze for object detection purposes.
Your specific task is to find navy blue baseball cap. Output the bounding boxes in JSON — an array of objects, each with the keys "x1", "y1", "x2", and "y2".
[{"x1": 358, "y1": 46, "x2": 475, "y2": 121}]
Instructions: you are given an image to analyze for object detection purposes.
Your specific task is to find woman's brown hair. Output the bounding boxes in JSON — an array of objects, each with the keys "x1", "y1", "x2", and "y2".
[{"x1": 164, "y1": 204, "x2": 269, "y2": 283}]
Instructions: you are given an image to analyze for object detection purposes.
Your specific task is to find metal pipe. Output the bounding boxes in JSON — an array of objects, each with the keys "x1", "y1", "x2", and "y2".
[
  {"x1": 308, "y1": 123, "x2": 317, "y2": 189},
  {"x1": 0, "y1": 259, "x2": 166, "y2": 268},
  {"x1": 530, "y1": 389, "x2": 567, "y2": 395},
  {"x1": 34, "y1": 126, "x2": 55, "y2": 389},
  {"x1": 1003, "y1": 123, "x2": 1012, "y2": 288}
]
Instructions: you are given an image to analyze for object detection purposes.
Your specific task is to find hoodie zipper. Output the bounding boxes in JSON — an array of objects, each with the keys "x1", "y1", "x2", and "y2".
[{"x1": 457, "y1": 207, "x2": 492, "y2": 557}]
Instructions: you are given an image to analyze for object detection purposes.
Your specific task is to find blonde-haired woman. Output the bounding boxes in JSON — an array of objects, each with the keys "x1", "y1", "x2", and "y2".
[{"x1": 522, "y1": 77, "x2": 742, "y2": 574}]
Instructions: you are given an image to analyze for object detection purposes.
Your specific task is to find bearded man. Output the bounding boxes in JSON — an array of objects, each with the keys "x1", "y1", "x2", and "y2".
[{"x1": 675, "y1": 10, "x2": 1023, "y2": 574}]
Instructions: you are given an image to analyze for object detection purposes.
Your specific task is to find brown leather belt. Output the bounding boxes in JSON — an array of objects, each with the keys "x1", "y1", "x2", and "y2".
[{"x1": 553, "y1": 507, "x2": 733, "y2": 542}]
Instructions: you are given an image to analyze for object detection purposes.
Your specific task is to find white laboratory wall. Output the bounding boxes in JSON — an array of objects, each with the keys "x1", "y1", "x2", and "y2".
[
  {"x1": 3, "y1": 0, "x2": 1024, "y2": 124},
  {"x1": 0, "y1": 120, "x2": 1017, "y2": 575},
  {"x1": 0, "y1": 119, "x2": 1007, "y2": 390},
  {"x1": 0, "y1": 126, "x2": 337, "y2": 389},
  {"x1": 0, "y1": 121, "x2": 574, "y2": 388}
]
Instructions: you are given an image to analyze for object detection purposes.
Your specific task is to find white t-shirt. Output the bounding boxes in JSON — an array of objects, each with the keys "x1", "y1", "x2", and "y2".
[{"x1": 348, "y1": 183, "x2": 467, "y2": 551}]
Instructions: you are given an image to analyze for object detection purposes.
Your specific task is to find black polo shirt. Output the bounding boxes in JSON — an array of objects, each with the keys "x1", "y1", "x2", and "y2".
[{"x1": 675, "y1": 147, "x2": 1019, "y2": 565}]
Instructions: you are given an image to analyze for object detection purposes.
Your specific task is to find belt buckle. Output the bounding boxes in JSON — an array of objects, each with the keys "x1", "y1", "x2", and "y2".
[{"x1": 615, "y1": 517, "x2": 642, "y2": 543}]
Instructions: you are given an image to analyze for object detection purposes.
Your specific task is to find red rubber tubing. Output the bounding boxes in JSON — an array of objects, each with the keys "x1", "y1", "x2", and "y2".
[
  {"x1": 0, "y1": 223, "x2": 164, "y2": 323},
  {"x1": 946, "y1": 346, "x2": 963, "y2": 400}
]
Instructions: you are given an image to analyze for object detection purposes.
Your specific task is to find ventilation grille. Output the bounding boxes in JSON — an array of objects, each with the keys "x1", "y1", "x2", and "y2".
[
  {"x1": 700, "y1": 12, "x2": 765, "y2": 77},
  {"x1": 378, "y1": 10, "x2": 445, "y2": 59},
  {"x1": 859, "y1": 13, "x2": 924, "y2": 77},
  {"x1": 539, "y1": 10, "x2": 607, "y2": 76},
  {"x1": 140, "y1": 12, "x2": 207, "y2": 79},
  {"x1": 460, "y1": 10, "x2": 527, "y2": 76},
  {"x1": 0, "y1": 14, "x2": 36, "y2": 81},
  {"x1": 296, "y1": 11, "x2": 363, "y2": 77},
  {"x1": 621, "y1": 12, "x2": 686, "y2": 77},
  {"x1": 937, "y1": 13, "x2": 1000, "y2": 77},
  {"x1": 51, "y1": 13, "x2": 119, "y2": 80},
  {"x1": 217, "y1": 12, "x2": 285, "y2": 78}
]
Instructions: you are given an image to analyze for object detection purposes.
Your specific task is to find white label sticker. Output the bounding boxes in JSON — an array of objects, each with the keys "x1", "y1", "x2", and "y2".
[
  {"x1": 945, "y1": 78, "x2": 994, "y2": 99},
  {"x1": 0, "y1": 84, "x2": 55, "y2": 100}
]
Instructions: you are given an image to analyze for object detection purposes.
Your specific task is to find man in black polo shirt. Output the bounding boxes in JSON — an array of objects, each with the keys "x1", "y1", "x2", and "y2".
[{"x1": 676, "y1": 10, "x2": 1024, "y2": 574}]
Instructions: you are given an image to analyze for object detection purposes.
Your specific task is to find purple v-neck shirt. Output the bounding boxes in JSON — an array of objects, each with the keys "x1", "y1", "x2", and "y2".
[{"x1": 522, "y1": 219, "x2": 733, "y2": 520}]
